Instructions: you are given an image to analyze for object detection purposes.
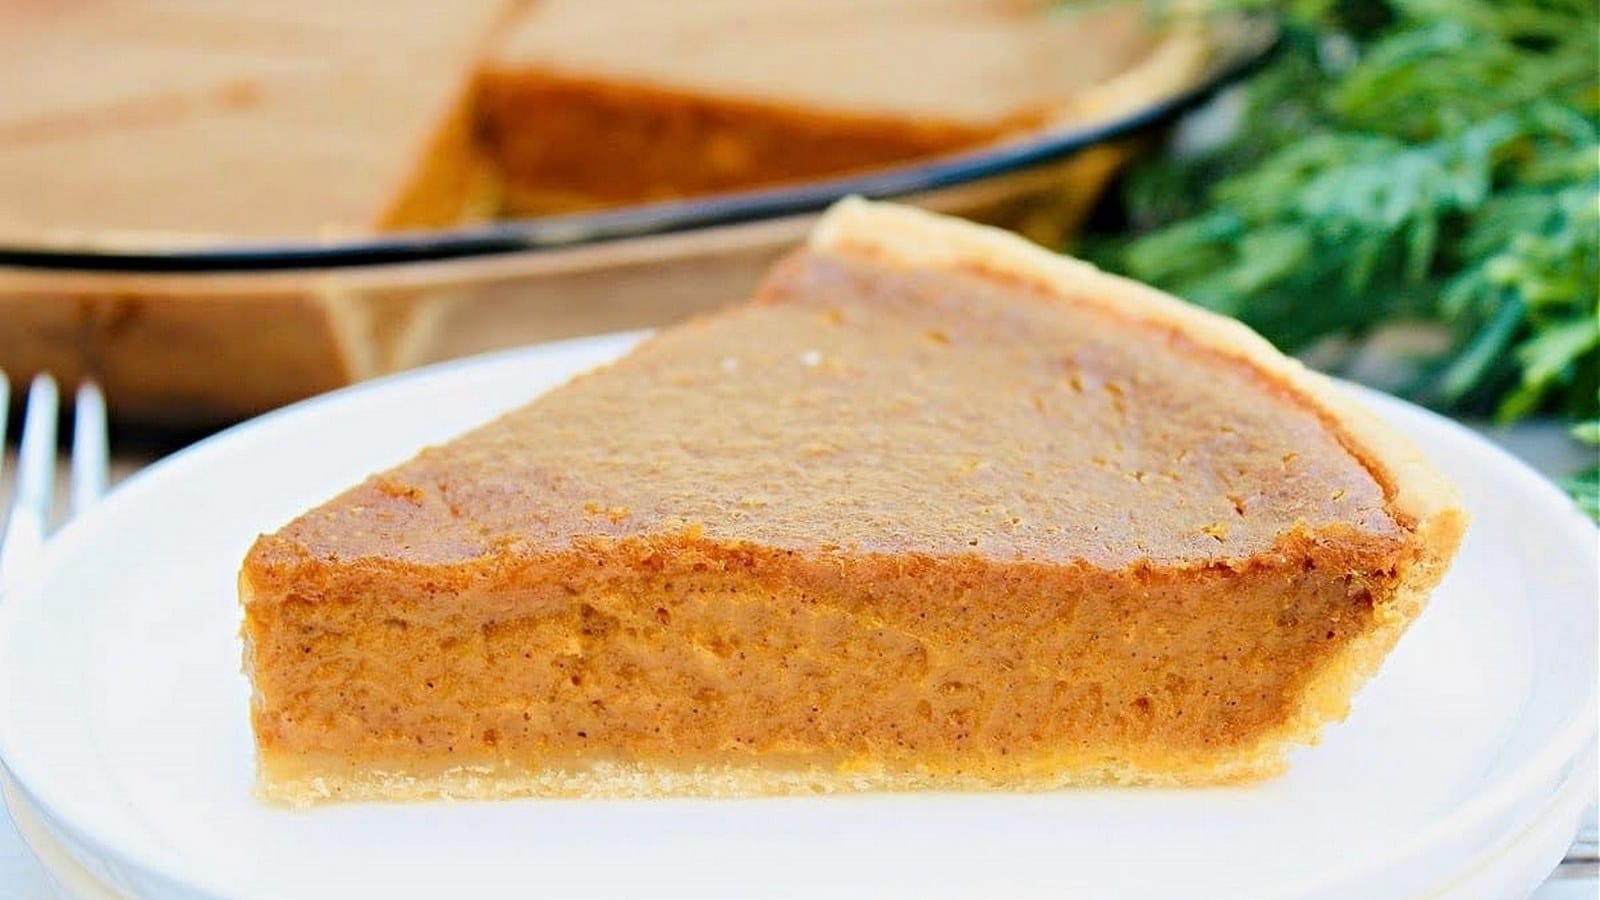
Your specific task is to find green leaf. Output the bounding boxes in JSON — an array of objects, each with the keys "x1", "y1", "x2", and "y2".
[
  {"x1": 1438, "y1": 295, "x2": 1526, "y2": 403},
  {"x1": 1516, "y1": 317, "x2": 1600, "y2": 387},
  {"x1": 1229, "y1": 227, "x2": 1314, "y2": 294},
  {"x1": 1405, "y1": 213, "x2": 1439, "y2": 283}
]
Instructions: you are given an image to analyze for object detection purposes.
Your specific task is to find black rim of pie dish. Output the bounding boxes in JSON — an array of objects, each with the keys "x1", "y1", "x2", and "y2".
[{"x1": 0, "y1": 20, "x2": 1277, "y2": 273}]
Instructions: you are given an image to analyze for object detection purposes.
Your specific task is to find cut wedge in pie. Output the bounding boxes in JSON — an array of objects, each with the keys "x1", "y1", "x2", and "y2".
[
  {"x1": 240, "y1": 200, "x2": 1467, "y2": 804},
  {"x1": 478, "y1": 0, "x2": 1197, "y2": 213}
]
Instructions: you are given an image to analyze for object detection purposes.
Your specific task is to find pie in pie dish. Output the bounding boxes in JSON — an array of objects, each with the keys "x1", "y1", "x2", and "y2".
[
  {"x1": 239, "y1": 200, "x2": 1466, "y2": 804},
  {"x1": 478, "y1": 0, "x2": 1192, "y2": 213},
  {"x1": 0, "y1": 0, "x2": 1195, "y2": 243},
  {"x1": 0, "y1": 0, "x2": 1214, "y2": 426}
]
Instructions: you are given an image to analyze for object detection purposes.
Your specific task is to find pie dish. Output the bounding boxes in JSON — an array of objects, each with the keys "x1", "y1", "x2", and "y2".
[
  {"x1": 239, "y1": 199, "x2": 1466, "y2": 803},
  {"x1": 0, "y1": 0, "x2": 1198, "y2": 244},
  {"x1": 0, "y1": 0, "x2": 1232, "y2": 426}
]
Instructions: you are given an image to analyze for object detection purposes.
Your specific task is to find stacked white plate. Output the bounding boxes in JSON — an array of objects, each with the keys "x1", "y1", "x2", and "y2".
[{"x1": 1, "y1": 334, "x2": 1594, "y2": 899}]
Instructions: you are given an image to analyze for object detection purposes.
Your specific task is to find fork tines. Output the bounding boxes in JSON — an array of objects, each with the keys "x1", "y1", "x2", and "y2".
[{"x1": 0, "y1": 373, "x2": 110, "y2": 589}]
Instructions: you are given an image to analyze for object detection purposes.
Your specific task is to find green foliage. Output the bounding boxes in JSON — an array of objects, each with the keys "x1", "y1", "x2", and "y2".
[{"x1": 1095, "y1": 0, "x2": 1599, "y2": 507}]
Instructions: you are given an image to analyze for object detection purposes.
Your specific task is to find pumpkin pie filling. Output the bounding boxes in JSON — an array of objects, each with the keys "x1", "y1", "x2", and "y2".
[
  {"x1": 240, "y1": 201, "x2": 1464, "y2": 804},
  {"x1": 477, "y1": 0, "x2": 1172, "y2": 213}
]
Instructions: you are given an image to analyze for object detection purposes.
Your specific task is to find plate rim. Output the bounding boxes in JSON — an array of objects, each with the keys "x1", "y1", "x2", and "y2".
[
  {"x1": 6, "y1": 750, "x2": 1597, "y2": 900},
  {"x1": 0, "y1": 335, "x2": 1594, "y2": 899}
]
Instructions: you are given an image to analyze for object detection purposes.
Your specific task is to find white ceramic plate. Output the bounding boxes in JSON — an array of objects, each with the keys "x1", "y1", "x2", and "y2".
[
  {"x1": 0, "y1": 334, "x2": 1594, "y2": 900},
  {"x1": 6, "y1": 749, "x2": 1593, "y2": 900}
]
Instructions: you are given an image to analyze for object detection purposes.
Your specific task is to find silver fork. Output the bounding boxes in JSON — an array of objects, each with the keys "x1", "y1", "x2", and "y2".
[{"x1": 0, "y1": 373, "x2": 109, "y2": 591}]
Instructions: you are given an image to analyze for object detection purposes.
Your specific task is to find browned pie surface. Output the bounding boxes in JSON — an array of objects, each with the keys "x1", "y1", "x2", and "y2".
[
  {"x1": 240, "y1": 208, "x2": 1461, "y2": 804},
  {"x1": 259, "y1": 252, "x2": 1400, "y2": 569}
]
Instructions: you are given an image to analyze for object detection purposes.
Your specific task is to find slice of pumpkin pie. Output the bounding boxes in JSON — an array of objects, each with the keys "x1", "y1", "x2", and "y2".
[{"x1": 240, "y1": 199, "x2": 1466, "y2": 804}]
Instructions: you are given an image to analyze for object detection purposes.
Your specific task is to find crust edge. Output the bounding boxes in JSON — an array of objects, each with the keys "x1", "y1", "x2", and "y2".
[
  {"x1": 809, "y1": 197, "x2": 1469, "y2": 763},
  {"x1": 809, "y1": 197, "x2": 1465, "y2": 537},
  {"x1": 256, "y1": 754, "x2": 1284, "y2": 807}
]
